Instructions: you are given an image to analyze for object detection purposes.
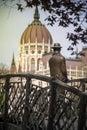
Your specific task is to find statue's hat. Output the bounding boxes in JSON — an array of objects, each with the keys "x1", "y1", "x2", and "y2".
[{"x1": 52, "y1": 43, "x2": 62, "y2": 48}]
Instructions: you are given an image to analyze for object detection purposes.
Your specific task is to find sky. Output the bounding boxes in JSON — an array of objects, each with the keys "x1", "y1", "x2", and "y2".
[{"x1": 0, "y1": 3, "x2": 84, "y2": 68}]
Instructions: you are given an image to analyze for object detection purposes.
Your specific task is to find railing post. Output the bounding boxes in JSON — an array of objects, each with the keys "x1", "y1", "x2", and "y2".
[
  {"x1": 82, "y1": 82, "x2": 85, "y2": 92},
  {"x1": 22, "y1": 76, "x2": 31, "y2": 130},
  {"x1": 47, "y1": 79, "x2": 57, "y2": 130},
  {"x1": 3, "y1": 76, "x2": 10, "y2": 130},
  {"x1": 78, "y1": 93, "x2": 87, "y2": 130}
]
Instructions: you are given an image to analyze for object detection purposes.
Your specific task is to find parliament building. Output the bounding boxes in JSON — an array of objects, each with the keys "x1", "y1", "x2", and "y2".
[{"x1": 10, "y1": 7, "x2": 87, "y2": 80}]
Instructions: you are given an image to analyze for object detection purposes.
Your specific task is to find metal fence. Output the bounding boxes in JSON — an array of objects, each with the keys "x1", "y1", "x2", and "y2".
[{"x1": 0, "y1": 73, "x2": 87, "y2": 130}]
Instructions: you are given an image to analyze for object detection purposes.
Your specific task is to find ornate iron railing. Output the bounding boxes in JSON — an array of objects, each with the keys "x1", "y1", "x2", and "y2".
[{"x1": 0, "y1": 73, "x2": 87, "y2": 130}]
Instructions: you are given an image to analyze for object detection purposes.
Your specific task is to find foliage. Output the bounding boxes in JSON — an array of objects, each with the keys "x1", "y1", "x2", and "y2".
[
  {"x1": 0, "y1": 0, "x2": 87, "y2": 53},
  {"x1": 0, "y1": 63, "x2": 9, "y2": 74}
]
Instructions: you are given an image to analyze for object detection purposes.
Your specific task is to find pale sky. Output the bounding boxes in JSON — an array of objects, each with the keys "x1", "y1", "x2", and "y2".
[{"x1": 0, "y1": 5, "x2": 83, "y2": 68}]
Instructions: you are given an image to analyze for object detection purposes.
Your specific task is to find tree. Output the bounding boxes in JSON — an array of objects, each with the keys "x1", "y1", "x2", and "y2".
[
  {"x1": 0, "y1": 0, "x2": 87, "y2": 54},
  {"x1": 0, "y1": 63, "x2": 9, "y2": 74}
]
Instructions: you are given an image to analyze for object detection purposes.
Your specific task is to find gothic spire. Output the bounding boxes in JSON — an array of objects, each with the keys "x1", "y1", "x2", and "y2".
[
  {"x1": 11, "y1": 53, "x2": 15, "y2": 65},
  {"x1": 10, "y1": 53, "x2": 16, "y2": 73},
  {"x1": 34, "y1": 6, "x2": 40, "y2": 21}
]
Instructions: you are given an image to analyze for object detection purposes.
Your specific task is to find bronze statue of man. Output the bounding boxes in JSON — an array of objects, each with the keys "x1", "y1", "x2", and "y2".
[{"x1": 49, "y1": 43, "x2": 67, "y2": 82}]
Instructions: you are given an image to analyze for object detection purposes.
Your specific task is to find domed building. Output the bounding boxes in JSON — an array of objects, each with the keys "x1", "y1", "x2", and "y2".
[
  {"x1": 17, "y1": 6, "x2": 53, "y2": 73},
  {"x1": 13, "y1": 6, "x2": 87, "y2": 80}
]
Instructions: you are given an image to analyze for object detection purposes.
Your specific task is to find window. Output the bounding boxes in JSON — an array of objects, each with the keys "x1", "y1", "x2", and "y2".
[
  {"x1": 71, "y1": 71, "x2": 76, "y2": 77},
  {"x1": 26, "y1": 51, "x2": 28, "y2": 54},
  {"x1": 31, "y1": 58, "x2": 35, "y2": 70},
  {"x1": 37, "y1": 45, "x2": 42, "y2": 54},
  {"x1": 25, "y1": 46, "x2": 28, "y2": 50},
  {"x1": 24, "y1": 46, "x2": 28, "y2": 54},
  {"x1": 30, "y1": 45, "x2": 35, "y2": 54},
  {"x1": 37, "y1": 58, "x2": 41, "y2": 70},
  {"x1": 77, "y1": 71, "x2": 82, "y2": 77},
  {"x1": 44, "y1": 46, "x2": 48, "y2": 53}
]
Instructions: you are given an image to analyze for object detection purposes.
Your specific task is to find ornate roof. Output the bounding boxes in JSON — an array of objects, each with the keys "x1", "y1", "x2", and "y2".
[{"x1": 20, "y1": 6, "x2": 53, "y2": 44}]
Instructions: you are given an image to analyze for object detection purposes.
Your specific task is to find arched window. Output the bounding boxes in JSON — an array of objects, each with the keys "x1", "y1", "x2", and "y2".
[
  {"x1": 37, "y1": 58, "x2": 41, "y2": 70},
  {"x1": 31, "y1": 58, "x2": 35, "y2": 70}
]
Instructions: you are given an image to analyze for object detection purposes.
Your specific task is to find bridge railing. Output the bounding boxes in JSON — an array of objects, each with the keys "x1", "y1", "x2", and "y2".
[
  {"x1": 0, "y1": 73, "x2": 87, "y2": 130},
  {"x1": 67, "y1": 78, "x2": 87, "y2": 92}
]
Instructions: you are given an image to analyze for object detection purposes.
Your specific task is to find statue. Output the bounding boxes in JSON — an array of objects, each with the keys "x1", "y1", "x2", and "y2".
[
  {"x1": 47, "y1": 43, "x2": 68, "y2": 130},
  {"x1": 49, "y1": 43, "x2": 67, "y2": 82}
]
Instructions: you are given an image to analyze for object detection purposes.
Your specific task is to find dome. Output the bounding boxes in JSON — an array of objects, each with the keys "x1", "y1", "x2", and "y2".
[{"x1": 20, "y1": 7, "x2": 53, "y2": 44}]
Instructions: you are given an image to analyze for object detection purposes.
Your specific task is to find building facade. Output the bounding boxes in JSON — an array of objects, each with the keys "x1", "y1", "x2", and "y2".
[
  {"x1": 41, "y1": 47, "x2": 87, "y2": 80},
  {"x1": 66, "y1": 47, "x2": 87, "y2": 79},
  {"x1": 16, "y1": 6, "x2": 53, "y2": 73}
]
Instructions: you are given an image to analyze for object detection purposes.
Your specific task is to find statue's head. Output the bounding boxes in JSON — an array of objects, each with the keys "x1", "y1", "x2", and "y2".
[{"x1": 52, "y1": 43, "x2": 62, "y2": 52}]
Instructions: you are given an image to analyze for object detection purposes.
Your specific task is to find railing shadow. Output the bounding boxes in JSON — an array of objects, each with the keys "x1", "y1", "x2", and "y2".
[{"x1": 0, "y1": 73, "x2": 87, "y2": 130}]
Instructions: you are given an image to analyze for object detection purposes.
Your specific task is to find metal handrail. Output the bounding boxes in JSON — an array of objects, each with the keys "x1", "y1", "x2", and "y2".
[{"x1": 0, "y1": 73, "x2": 87, "y2": 130}]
